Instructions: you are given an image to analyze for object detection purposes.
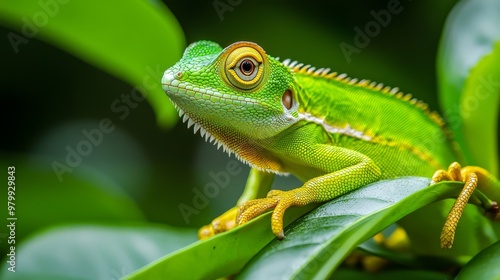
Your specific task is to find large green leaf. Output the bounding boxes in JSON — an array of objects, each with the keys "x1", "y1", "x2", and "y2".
[
  {"x1": 456, "y1": 240, "x2": 500, "y2": 280},
  {"x1": 237, "y1": 178, "x2": 462, "y2": 279},
  {"x1": 437, "y1": 0, "x2": 500, "y2": 172},
  {"x1": 126, "y1": 177, "x2": 483, "y2": 279},
  {"x1": 0, "y1": 0, "x2": 184, "y2": 126},
  {"x1": 0, "y1": 224, "x2": 197, "y2": 280},
  {"x1": 125, "y1": 204, "x2": 317, "y2": 280}
]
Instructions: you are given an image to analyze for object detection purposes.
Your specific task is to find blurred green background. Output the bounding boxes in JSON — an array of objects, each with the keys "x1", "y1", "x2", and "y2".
[{"x1": 0, "y1": 0, "x2": 461, "y2": 276}]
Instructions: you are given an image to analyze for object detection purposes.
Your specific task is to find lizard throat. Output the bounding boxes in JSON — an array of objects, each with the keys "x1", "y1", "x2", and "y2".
[{"x1": 169, "y1": 101, "x2": 287, "y2": 175}]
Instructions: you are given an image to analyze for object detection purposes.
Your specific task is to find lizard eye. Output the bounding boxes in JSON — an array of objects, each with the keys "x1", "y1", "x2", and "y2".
[
  {"x1": 235, "y1": 58, "x2": 258, "y2": 81},
  {"x1": 223, "y1": 44, "x2": 266, "y2": 90}
]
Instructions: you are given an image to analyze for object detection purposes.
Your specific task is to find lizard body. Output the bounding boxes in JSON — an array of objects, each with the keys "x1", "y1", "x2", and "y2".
[
  {"x1": 291, "y1": 65, "x2": 458, "y2": 178},
  {"x1": 162, "y1": 40, "x2": 499, "y2": 249}
]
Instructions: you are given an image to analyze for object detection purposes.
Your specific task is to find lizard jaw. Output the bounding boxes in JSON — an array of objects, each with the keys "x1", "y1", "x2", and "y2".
[{"x1": 170, "y1": 101, "x2": 235, "y2": 156}]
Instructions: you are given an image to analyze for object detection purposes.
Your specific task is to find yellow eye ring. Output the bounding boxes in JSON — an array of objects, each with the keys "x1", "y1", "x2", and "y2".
[{"x1": 222, "y1": 42, "x2": 268, "y2": 91}]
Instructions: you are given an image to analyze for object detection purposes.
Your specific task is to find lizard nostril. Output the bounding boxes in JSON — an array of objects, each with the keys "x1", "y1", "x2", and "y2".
[
  {"x1": 161, "y1": 73, "x2": 174, "y2": 84},
  {"x1": 176, "y1": 71, "x2": 183, "y2": 78}
]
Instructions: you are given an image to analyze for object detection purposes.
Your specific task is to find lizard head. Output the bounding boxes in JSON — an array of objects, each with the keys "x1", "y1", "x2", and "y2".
[{"x1": 162, "y1": 41, "x2": 300, "y2": 164}]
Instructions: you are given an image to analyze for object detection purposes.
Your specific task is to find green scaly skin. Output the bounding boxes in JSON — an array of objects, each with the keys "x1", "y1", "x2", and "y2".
[{"x1": 161, "y1": 41, "x2": 499, "y2": 250}]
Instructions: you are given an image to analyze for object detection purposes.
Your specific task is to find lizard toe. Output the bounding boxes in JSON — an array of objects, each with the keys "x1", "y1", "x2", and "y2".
[
  {"x1": 237, "y1": 197, "x2": 279, "y2": 225},
  {"x1": 198, "y1": 207, "x2": 238, "y2": 240}
]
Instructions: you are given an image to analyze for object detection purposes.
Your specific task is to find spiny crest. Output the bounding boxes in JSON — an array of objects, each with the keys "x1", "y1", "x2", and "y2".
[{"x1": 280, "y1": 58, "x2": 446, "y2": 128}]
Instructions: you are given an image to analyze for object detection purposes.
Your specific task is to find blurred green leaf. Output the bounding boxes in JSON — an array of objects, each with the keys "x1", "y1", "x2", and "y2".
[
  {"x1": 460, "y1": 42, "x2": 500, "y2": 177},
  {"x1": 0, "y1": 157, "x2": 145, "y2": 254},
  {"x1": 126, "y1": 178, "x2": 475, "y2": 279},
  {"x1": 0, "y1": 0, "x2": 185, "y2": 127},
  {"x1": 437, "y1": 0, "x2": 500, "y2": 172},
  {"x1": 0, "y1": 224, "x2": 197, "y2": 280},
  {"x1": 456, "y1": 240, "x2": 500, "y2": 280}
]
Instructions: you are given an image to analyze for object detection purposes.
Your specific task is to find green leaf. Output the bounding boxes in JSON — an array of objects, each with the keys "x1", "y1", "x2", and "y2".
[
  {"x1": 331, "y1": 268, "x2": 451, "y2": 280},
  {"x1": 126, "y1": 177, "x2": 474, "y2": 279},
  {"x1": 460, "y1": 42, "x2": 500, "y2": 176},
  {"x1": 0, "y1": 0, "x2": 185, "y2": 127},
  {"x1": 456, "y1": 240, "x2": 500, "y2": 280},
  {"x1": 125, "y1": 205, "x2": 317, "y2": 280},
  {"x1": 437, "y1": 0, "x2": 500, "y2": 171},
  {"x1": 0, "y1": 224, "x2": 197, "y2": 280},
  {"x1": 237, "y1": 178, "x2": 463, "y2": 279}
]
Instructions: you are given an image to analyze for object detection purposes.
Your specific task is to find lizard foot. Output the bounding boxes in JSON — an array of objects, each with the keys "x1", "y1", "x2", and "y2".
[
  {"x1": 198, "y1": 207, "x2": 238, "y2": 240},
  {"x1": 431, "y1": 162, "x2": 499, "y2": 249},
  {"x1": 236, "y1": 188, "x2": 315, "y2": 239}
]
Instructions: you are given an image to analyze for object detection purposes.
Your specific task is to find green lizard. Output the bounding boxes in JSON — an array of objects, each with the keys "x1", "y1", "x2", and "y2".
[{"x1": 161, "y1": 40, "x2": 500, "y2": 249}]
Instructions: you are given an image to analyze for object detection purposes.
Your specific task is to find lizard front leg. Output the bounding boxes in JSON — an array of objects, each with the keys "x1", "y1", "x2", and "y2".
[{"x1": 237, "y1": 145, "x2": 381, "y2": 238}]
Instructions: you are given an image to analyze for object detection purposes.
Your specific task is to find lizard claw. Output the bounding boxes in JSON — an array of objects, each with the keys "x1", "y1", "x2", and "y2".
[
  {"x1": 237, "y1": 188, "x2": 315, "y2": 239},
  {"x1": 237, "y1": 197, "x2": 279, "y2": 227}
]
